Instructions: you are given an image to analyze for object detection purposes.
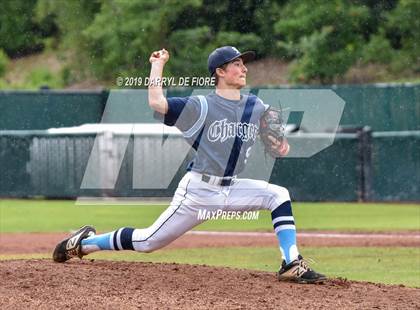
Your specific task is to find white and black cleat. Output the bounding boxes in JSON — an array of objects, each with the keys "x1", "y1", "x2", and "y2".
[{"x1": 53, "y1": 225, "x2": 96, "y2": 263}]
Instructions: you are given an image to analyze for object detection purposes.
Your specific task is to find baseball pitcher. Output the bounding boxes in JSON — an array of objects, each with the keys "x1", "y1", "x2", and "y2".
[{"x1": 53, "y1": 46, "x2": 326, "y2": 284}]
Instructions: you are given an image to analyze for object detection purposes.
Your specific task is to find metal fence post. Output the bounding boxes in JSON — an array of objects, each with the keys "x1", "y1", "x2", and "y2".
[{"x1": 358, "y1": 126, "x2": 373, "y2": 201}]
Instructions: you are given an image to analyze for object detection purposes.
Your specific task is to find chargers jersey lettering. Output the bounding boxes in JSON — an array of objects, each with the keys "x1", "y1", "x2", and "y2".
[{"x1": 155, "y1": 92, "x2": 268, "y2": 177}]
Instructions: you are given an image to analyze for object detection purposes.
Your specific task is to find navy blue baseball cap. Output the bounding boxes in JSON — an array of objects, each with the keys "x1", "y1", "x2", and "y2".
[{"x1": 208, "y1": 46, "x2": 255, "y2": 76}]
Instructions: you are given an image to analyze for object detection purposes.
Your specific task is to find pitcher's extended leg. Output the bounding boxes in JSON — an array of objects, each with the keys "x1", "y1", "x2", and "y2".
[
  {"x1": 53, "y1": 174, "x2": 211, "y2": 262},
  {"x1": 80, "y1": 177, "x2": 204, "y2": 255}
]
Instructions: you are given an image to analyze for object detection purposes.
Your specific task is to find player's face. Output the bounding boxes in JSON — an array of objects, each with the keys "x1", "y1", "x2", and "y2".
[{"x1": 223, "y1": 58, "x2": 248, "y2": 88}]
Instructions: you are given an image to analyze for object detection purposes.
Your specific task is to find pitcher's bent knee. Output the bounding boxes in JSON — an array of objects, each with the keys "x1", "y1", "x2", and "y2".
[{"x1": 267, "y1": 184, "x2": 291, "y2": 211}]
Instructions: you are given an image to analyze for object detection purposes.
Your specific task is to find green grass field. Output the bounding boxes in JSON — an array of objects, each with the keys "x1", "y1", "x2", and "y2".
[
  {"x1": 1, "y1": 199, "x2": 419, "y2": 287},
  {"x1": 1, "y1": 199, "x2": 419, "y2": 233}
]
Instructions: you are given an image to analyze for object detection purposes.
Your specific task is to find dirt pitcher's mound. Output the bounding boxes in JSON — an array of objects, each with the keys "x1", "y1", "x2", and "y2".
[{"x1": 1, "y1": 260, "x2": 419, "y2": 309}]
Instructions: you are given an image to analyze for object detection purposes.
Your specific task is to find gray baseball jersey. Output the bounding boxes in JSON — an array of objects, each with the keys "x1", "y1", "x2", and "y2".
[{"x1": 155, "y1": 91, "x2": 269, "y2": 177}]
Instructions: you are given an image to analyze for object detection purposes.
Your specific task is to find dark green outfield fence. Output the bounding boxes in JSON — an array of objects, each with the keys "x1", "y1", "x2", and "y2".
[
  {"x1": 0, "y1": 90, "x2": 106, "y2": 130},
  {"x1": 0, "y1": 84, "x2": 419, "y2": 201},
  {"x1": 1, "y1": 84, "x2": 420, "y2": 131},
  {"x1": 0, "y1": 130, "x2": 418, "y2": 201},
  {"x1": 370, "y1": 131, "x2": 420, "y2": 201}
]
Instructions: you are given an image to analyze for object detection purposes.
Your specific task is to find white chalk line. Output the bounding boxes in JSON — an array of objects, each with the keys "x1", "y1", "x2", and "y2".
[{"x1": 187, "y1": 231, "x2": 420, "y2": 239}]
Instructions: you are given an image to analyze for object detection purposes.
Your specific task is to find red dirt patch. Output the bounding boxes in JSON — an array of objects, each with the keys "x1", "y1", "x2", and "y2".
[
  {"x1": 1, "y1": 259, "x2": 419, "y2": 309},
  {"x1": 1, "y1": 231, "x2": 419, "y2": 255}
]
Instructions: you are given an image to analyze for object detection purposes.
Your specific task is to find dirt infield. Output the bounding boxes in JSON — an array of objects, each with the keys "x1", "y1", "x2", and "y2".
[
  {"x1": 1, "y1": 259, "x2": 419, "y2": 309},
  {"x1": 1, "y1": 231, "x2": 419, "y2": 309},
  {"x1": 1, "y1": 230, "x2": 420, "y2": 254}
]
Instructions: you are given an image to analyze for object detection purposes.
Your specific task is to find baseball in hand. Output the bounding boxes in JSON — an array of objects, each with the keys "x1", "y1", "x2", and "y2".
[{"x1": 149, "y1": 49, "x2": 169, "y2": 64}]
